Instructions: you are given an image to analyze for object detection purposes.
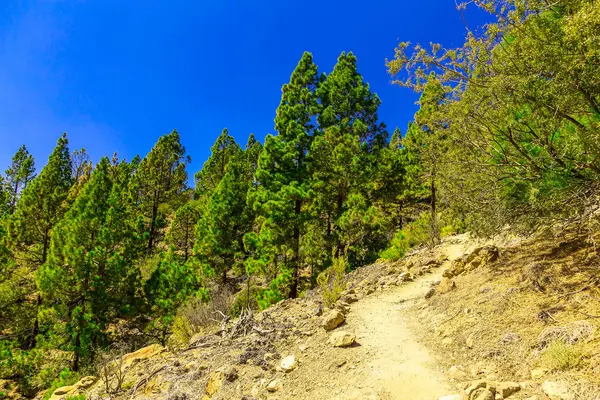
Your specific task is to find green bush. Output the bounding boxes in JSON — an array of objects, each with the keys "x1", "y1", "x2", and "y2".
[
  {"x1": 380, "y1": 213, "x2": 431, "y2": 260},
  {"x1": 543, "y1": 340, "x2": 582, "y2": 371},
  {"x1": 317, "y1": 252, "x2": 348, "y2": 307},
  {"x1": 42, "y1": 369, "x2": 80, "y2": 400}
]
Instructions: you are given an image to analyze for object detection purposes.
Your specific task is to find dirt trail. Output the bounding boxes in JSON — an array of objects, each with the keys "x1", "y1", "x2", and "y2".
[{"x1": 309, "y1": 239, "x2": 470, "y2": 400}]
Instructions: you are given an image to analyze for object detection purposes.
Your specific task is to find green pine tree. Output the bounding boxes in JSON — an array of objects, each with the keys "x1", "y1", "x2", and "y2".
[
  {"x1": 7, "y1": 133, "x2": 73, "y2": 349},
  {"x1": 252, "y1": 52, "x2": 321, "y2": 298},
  {"x1": 196, "y1": 134, "x2": 262, "y2": 284},
  {"x1": 4, "y1": 145, "x2": 36, "y2": 213},
  {"x1": 39, "y1": 157, "x2": 143, "y2": 370},
  {"x1": 167, "y1": 202, "x2": 201, "y2": 262},
  {"x1": 133, "y1": 130, "x2": 190, "y2": 254},
  {"x1": 310, "y1": 52, "x2": 388, "y2": 266},
  {"x1": 194, "y1": 128, "x2": 241, "y2": 199}
]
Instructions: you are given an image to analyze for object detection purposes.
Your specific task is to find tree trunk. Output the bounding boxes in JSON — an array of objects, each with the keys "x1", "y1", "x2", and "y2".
[
  {"x1": 289, "y1": 200, "x2": 302, "y2": 298},
  {"x1": 148, "y1": 202, "x2": 158, "y2": 254},
  {"x1": 430, "y1": 176, "x2": 438, "y2": 247},
  {"x1": 28, "y1": 229, "x2": 50, "y2": 350}
]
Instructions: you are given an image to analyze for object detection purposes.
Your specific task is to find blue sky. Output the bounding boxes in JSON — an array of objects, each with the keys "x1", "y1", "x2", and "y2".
[{"x1": 0, "y1": 1, "x2": 488, "y2": 176}]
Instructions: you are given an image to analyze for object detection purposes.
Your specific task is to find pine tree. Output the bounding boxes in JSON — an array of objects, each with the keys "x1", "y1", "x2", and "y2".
[
  {"x1": 196, "y1": 134, "x2": 262, "y2": 284},
  {"x1": 310, "y1": 52, "x2": 387, "y2": 265},
  {"x1": 194, "y1": 128, "x2": 241, "y2": 199},
  {"x1": 144, "y1": 251, "x2": 201, "y2": 345},
  {"x1": 133, "y1": 130, "x2": 190, "y2": 254},
  {"x1": 404, "y1": 73, "x2": 446, "y2": 245},
  {"x1": 252, "y1": 52, "x2": 320, "y2": 298},
  {"x1": 4, "y1": 145, "x2": 36, "y2": 213},
  {"x1": 167, "y1": 202, "x2": 201, "y2": 262},
  {"x1": 7, "y1": 134, "x2": 73, "y2": 349},
  {"x1": 39, "y1": 157, "x2": 143, "y2": 370}
]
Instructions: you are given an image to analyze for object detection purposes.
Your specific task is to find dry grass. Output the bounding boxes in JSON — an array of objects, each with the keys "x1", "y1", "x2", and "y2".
[{"x1": 414, "y1": 225, "x2": 600, "y2": 396}]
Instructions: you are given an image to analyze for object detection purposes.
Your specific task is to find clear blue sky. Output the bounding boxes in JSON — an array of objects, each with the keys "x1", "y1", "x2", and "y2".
[{"x1": 0, "y1": 1, "x2": 488, "y2": 176}]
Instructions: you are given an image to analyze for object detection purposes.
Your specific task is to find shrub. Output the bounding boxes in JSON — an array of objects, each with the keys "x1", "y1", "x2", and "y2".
[
  {"x1": 317, "y1": 251, "x2": 348, "y2": 307},
  {"x1": 169, "y1": 287, "x2": 231, "y2": 347},
  {"x1": 380, "y1": 213, "x2": 431, "y2": 260},
  {"x1": 543, "y1": 340, "x2": 582, "y2": 371},
  {"x1": 42, "y1": 369, "x2": 80, "y2": 400}
]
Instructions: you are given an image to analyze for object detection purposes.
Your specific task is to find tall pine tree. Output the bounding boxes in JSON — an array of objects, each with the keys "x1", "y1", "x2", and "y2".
[
  {"x1": 39, "y1": 157, "x2": 143, "y2": 370},
  {"x1": 252, "y1": 52, "x2": 320, "y2": 298},
  {"x1": 310, "y1": 52, "x2": 388, "y2": 265},
  {"x1": 7, "y1": 134, "x2": 73, "y2": 349},
  {"x1": 194, "y1": 128, "x2": 240, "y2": 199},
  {"x1": 4, "y1": 145, "x2": 36, "y2": 213},
  {"x1": 133, "y1": 130, "x2": 190, "y2": 254}
]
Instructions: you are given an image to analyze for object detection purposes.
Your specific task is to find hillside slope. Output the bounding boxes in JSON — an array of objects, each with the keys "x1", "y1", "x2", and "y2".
[{"x1": 37, "y1": 230, "x2": 600, "y2": 400}]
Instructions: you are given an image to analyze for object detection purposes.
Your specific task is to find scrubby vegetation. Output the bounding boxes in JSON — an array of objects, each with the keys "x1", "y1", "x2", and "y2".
[{"x1": 1, "y1": 0, "x2": 599, "y2": 397}]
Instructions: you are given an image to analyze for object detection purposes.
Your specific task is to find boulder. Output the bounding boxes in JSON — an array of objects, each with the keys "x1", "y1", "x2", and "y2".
[
  {"x1": 437, "y1": 277, "x2": 456, "y2": 294},
  {"x1": 541, "y1": 381, "x2": 574, "y2": 400},
  {"x1": 442, "y1": 337, "x2": 454, "y2": 345},
  {"x1": 425, "y1": 288, "x2": 436, "y2": 299},
  {"x1": 267, "y1": 379, "x2": 282, "y2": 392},
  {"x1": 328, "y1": 331, "x2": 356, "y2": 347},
  {"x1": 496, "y1": 382, "x2": 521, "y2": 398},
  {"x1": 280, "y1": 355, "x2": 297, "y2": 372},
  {"x1": 322, "y1": 310, "x2": 345, "y2": 331}
]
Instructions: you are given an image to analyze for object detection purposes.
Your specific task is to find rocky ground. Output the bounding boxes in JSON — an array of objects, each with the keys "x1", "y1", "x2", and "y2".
[{"x1": 32, "y1": 229, "x2": 600, "y2": 400}]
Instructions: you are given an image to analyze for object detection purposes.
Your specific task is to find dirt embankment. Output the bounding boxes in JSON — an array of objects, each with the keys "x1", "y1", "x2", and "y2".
[{"x1": 38, "y1": 230, "x2": 600, "y2": 400}]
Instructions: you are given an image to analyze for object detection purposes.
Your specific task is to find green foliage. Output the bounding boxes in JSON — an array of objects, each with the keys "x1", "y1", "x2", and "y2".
[
  {"x1": 387, "y1": 0, "x2": 600, "y2": 233},
  {"x1": 543, "y1": 340, "x2": 583, "y2": 371},
  {"x1": 144, "y1": 252, "x2": 202, "y2": 345},
  {"x1": 257, "y1": 269, "x2": 292, "y2": 310},
  {"x1": 3, "y1": 145, "x2": 36, "y2": 213},
  {"x1": 133, "y1": 130, "x2": 190, "y2": 253},
  {"x1": 317, "y1": 251, "x2": 347, "y2": 307},
  {"x1": 380, "y1": 213, "x2": 431, "y2": 261},
  {"x1": 42, "y1": 369, "x2": 80, "y2": 400}
]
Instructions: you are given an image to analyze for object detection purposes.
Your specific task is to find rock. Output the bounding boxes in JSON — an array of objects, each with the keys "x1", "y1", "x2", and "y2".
[
  {"x1": 341, "y1": 294, "x2": 359, "y2": 304},
  {"x1": 328, "y1": 331, "x2": 356, "y2": 347},
  {"x1": 335, "y1": 301, "x2": 351, "y2": 315},
  {"x1": 439, "y1": 396, "x2": 461, "y2": 400},
  {"x1": 437, "y1": 277, "x2": 456, "y2": 294},
  {"x1": 530, "y1": 368, "x2": 548, "y2": 380},
  {"x1": 448, "y1": 366, "x2": 467, "y2": 380},
  {"x1": 206, "y1": 371, "x2": 225, "y2": 396},
  {"x1": 312, "y1": 304, "x2": 324, "y2": 316},
  {"x1": 425, "y1": 288, "x2": 436, "y2": 299},
  {"x1": 263, "y1": 352, "x2": 276, "y2": 362},
  {"x1": 472, "y1": 388, "x2": 495, "y2": 400},
  {"x1": 280, "y1": 355, "x2": 297, "y2": 372},
  {"x1": 541, "y1": 381, "x2": 574, "y2": 400},
  {"x1": 442, "y1": 269, "x2": 454, "y2": 278},
  {"x1": 464, "y1": 380, "x2": 487, "y2": 397},
  {"x1": 538, "y1": 320, "x2": 595, "y2": 348},
  {"x1": 223, "y1": 367, "x2": 238, "y2": 382},
  {"x1": 267, "y1": 379, "x2": 282, "y2": 392},
  {"x1": 122, "y1": 344, "x2": 164, "y2": 368},
  {"x1": 468, "y1": 257, "x2": 483, "y2": 270},
  {"x1": 496, "y1": 382, "x2": 520, "y2": 398},
  {"x1": 50, "y1": 376, "x2": 98, "y2": 400},
  {"x1": 322, "y1": 310, "x2": 345, "y2": 331},
  {"x1": 397, "y1": 272, "x2": 414, "y2": 284},
  {"x1": 466, "y1": 333, "x2": 475, "y2": 349},
  {"x1": 442, "y1": 337, "x2": 454, "y2": 345}
]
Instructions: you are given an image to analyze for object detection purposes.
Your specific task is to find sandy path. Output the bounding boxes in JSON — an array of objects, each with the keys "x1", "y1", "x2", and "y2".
[{"x1": 310, "y1": 239, "x2": 468, "y2": 400}]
